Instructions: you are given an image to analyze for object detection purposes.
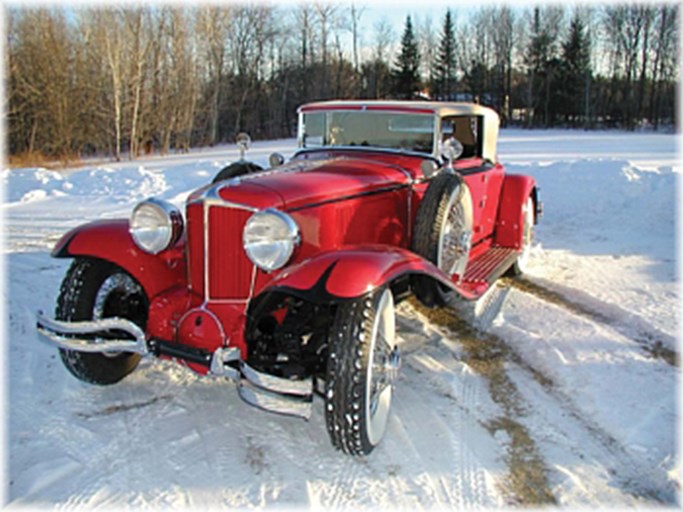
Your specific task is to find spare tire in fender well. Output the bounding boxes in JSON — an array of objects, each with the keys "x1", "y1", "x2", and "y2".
[
  {"x1": 411, "y1": 172, "x2": 473, "y2": 307},
  {"x1": 212, "y1": 161, "x2": 263, "y2": 183}
]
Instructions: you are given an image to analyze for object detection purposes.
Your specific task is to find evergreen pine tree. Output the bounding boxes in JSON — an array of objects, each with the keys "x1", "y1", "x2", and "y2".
[
  {"x1": 434, "y1": 10, "x2": 457, "y2": 99},
  {"x1": 559, "y1": 13, "x2": 592, "y2": 126},
  {"x1": 392, "y1": 15, "x2": 421, "y2": 99}
]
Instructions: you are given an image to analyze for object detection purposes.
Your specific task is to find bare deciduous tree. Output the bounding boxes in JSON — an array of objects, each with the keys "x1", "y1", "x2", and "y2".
[
  {"x1": 197, "y1": 6, "x2": 230, "y2": 145},
  {"x1": 6, "y1": 4, "x2": 678, "y2": 164}
]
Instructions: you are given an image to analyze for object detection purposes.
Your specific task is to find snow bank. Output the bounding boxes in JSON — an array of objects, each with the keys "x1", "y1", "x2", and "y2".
[
  {"x1": 509, "y1": 159, "x2": 677, "y2": 257},
  {"x1": 4, "y1": 166, "x2": 186, "y2": 205},
  {"x1": 3, "y1": 166, "x2": 165, "y2": 204}
]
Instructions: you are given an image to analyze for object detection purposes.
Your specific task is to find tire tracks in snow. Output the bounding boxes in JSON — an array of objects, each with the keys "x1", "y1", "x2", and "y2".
[
  {"x1": 502, "y1": 277, "x2": 677, "y2": 367},
  {"x1": 407, "y1": 298, "x2": 557, "y2": 506},
  {"x1": 485, "y1": 279, "x2": 677, "y2": 504},
  {"x1": 405, "y1": 275, "x2": 676, "y2": 505},
  {"x1": 394, "y1": 340, "x2": 501, "y2": 507},
  {"x1": 75, "y1": 395, "x2": 173, "y2": 419}
]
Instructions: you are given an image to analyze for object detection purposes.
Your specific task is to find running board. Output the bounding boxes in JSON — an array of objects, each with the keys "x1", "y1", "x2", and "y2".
[
  {"x1": 464, "y1": 247, "x2": 518, "y2": 285},
  {"x1": 455, "y1": 247, "x2": 518, "y2": 300}
]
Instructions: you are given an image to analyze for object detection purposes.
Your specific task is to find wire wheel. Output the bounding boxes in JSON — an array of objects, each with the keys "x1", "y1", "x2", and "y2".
[
  {"x1": 437, "y1": 182, "x2": 473, "y2": 279},
  {"x1": 365, "y1": 289, "x2": 398, "y2": 446},
  {"x1": 412, "y1": 172, "x2": 473, "y2": 306},
  {"x1": 325, "y1": 287, "x2": 400, "y2": 455}
]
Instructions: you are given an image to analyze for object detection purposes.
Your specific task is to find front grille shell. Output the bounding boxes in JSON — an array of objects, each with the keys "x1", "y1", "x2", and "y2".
[
  {"x1": 207, "y1": 206, "x2": 254, "y2": 299},
  {"x1": 186, "y1": 187, "x2": 258, "y2": 302}
]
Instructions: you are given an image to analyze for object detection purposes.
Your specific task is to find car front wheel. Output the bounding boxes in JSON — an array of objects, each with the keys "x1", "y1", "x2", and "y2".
[
  {"x1": 57, "y1": 258, "x2": 149, "y2": 385},
  {"x1": 324, "y1": 287, "x2": 400, "y2": 455}
]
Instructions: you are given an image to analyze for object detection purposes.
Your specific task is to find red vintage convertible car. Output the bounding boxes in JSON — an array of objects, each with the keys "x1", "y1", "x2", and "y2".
[{"x1": 37, "y1": 101, "x2": 540, "y2": 455}]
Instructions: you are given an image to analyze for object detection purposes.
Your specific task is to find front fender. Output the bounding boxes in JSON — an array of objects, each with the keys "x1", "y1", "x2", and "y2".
[
  {"x1": 52, "y1": 219, "x2": 187, "y2": 299},
  {"x1": 495, "y1": 174, "x2": 537, "y2": 249},
  {"x1": 259, "y1": 245, "x2": 479, "y2": 303}
]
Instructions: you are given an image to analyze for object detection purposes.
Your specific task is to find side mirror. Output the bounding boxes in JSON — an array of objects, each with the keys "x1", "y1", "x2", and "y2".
[
  {"x1": 420, "y1": 159, "x2": 439, "y2": 178},
  {"x1": 269, "y1": 152, "x2": 285, "y2": 168},
  {"x1": 236, "y1": 132, "x2": 251, "y2": 160}
]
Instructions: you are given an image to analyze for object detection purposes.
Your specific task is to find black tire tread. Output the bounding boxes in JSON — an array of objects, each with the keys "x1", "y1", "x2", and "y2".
[
  {"x1": 325, "y1": 292, "x2": 379, "y2": 456},
  {"x1": 212, "y1": 162, "x2": 263, "y2": 184},
  {"x1": 506, "y1": 196, "x2": 535, "y2": 277},
  {"x1": 411, "y1": 173, "x2": 463, "y2": 306},
  {"x1": 56, "y1": 258, "x2": 144, "y2": 385}
]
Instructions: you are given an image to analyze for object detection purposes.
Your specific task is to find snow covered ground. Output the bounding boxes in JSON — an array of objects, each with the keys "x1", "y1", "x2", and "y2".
[{"x1": 4, "y1": 129, "x2": 680, "y2": 507}]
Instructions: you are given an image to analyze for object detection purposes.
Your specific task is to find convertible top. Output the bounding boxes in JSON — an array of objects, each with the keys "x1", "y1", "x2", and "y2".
[{"x1": 298, "y1": 100, "x2": 500, "y2": 162}]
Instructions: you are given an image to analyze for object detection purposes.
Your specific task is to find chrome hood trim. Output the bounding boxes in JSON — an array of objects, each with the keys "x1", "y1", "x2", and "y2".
[{"x1": 190, "y1": 183, "x2": 259, "y2": 210}]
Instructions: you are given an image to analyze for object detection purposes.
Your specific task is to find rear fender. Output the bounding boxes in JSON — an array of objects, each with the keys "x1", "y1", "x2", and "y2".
[
  {"x1": 52, "y1": 219, "x2": 187, "y2": 299},
  {"x1": 259, "y1": 245, "x2": 479, "y2": 303},
  {"x1": 495, "y1": 175, "x2": 537, "y2": 249}
]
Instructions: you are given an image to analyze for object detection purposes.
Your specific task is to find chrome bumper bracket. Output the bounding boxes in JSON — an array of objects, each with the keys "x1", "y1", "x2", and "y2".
[{"x1": 210, "y1": 347, "x2": 241, "y2": 379}]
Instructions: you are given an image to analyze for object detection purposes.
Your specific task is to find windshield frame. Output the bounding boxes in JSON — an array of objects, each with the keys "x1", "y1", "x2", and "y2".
[{"x1": 297, "y1": 109, "x2": 440, "y2": 158}]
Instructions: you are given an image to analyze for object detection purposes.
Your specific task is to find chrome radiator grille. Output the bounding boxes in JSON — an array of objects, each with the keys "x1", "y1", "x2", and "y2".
[
  {"x1": 207, "y1": 206, "x2": 253, "y2": 299},
  {"x1": 186, "y1": 202, "x2": 254, "y2": 300}
]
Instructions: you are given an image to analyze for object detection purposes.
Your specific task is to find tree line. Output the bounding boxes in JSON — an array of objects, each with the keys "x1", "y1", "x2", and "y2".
[{"x1": 7, "y1": 4, "x2": 679, "y2": 162}]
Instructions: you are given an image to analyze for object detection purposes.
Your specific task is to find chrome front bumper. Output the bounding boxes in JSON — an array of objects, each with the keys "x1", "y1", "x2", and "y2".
[
  {"x1": 36, "y1": 311, "x2": 149, "y2": 354},
  {"x1": 35, "y1": 311, "x2": 313, "y2": 419},
  {"x1": 237, "y1": 364, "x2": 313, "y2": 420}
]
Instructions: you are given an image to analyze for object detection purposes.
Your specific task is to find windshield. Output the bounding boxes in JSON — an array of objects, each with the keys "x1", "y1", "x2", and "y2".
[{"x1": 299, "y1": 111, "x2": 436, "y2": 154}]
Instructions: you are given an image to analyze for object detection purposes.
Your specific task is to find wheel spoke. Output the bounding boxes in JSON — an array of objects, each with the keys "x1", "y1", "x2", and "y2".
[
  {"x1": 370, "y1": 378, "x2": 390, "y2": 415},
  {"x1": 375, "y1": 331, "x2": 394, "y2": 359},
  {"x1": 93, "y1": 273, "x2": 143, "y2": 358},
  {"x1": 440, "y1": 198, "x2": 471, "y2": 276}
]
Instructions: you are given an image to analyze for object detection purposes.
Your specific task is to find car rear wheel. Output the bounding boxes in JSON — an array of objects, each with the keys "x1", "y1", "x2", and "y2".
[
  {"x1": 57, "y1": 258, "x2": 148, "y2": 385},
  {"x1": 412, "y1": 172, "x2": 473, "y2": 307},
  {"x1": 324, "y1": 287, "x2": 400, "y2": 455},
  {"x1": 508, "y1": 196, "x2": 535, "y2": 276}
]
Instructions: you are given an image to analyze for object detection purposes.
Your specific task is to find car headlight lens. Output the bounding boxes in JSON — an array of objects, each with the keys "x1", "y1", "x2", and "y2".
[
  {"x1": 243, "y1": 209, "x2": 300, "y2": 271},
  {"x1": 130, "y1": 198, "x2": 184, "y2": 254}
]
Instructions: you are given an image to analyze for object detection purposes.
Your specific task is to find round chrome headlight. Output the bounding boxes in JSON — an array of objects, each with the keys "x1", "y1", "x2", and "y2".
[
  {"x1": 243, "y1": 209, "x2": 300, "y2": 272},
  {"x1": 129, "y1": 198, "x2": 184, "y2": 254}
]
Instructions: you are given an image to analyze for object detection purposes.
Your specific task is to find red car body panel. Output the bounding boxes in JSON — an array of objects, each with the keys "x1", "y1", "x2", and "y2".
[
  {"x1": 236, "y1": 157, "x2": 412, "y2": 211},
  {"x1": 258, "y1": 245, "x2": 479, "y2": 301},
  {"x1": 146, "y1": 285, "x2": 247, "y2": 374},
  {"x1": 462, "y1": 164, "x2": 506, "y2": 245},
  {"x1": 299, "y1": 104, "x2": 437, "y2": 115},
  {"x1": 218, "y1": 181, "x2": 285, "y2": 209},
  {"x1": 53, "y1": 220, "x2": 187, "y2": 299},
  {"x1": 495, "y1": 174, "x2": 537, "y2": 249}
]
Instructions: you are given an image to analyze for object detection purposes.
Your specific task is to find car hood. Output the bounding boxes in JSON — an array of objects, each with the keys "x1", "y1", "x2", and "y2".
[{"x1": 230, "y1": 156, "x2": 412, "y2": 211}]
